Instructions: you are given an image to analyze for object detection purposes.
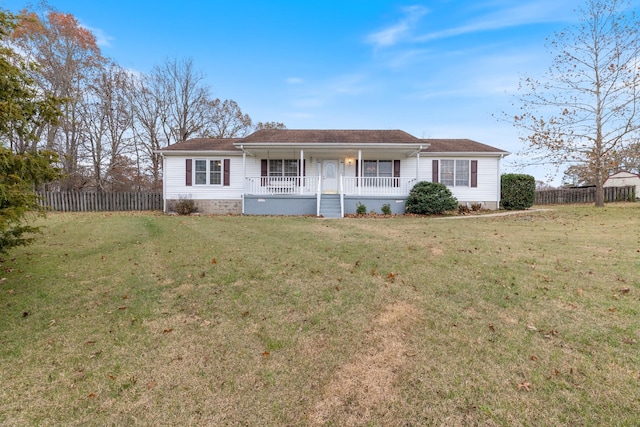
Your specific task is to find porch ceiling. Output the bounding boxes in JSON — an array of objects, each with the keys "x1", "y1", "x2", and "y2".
[{"x1": 238, "y1": 144, "x2": 424, "y2": 159}]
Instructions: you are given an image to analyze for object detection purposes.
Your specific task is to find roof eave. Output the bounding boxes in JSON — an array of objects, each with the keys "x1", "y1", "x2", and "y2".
[
  {"x1": 423, "y1": 151, "x2": 510, "y2": 157},
  {"x1": 233, "y1": 142, "x2": 427, "y2": 150},
  {"x1": 157, "y1": 150, "x2": 242, "y2": 156}
]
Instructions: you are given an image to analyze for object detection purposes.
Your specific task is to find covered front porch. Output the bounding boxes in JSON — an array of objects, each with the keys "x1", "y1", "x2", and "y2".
[
  {"x1": 242, "y1": 175, "x2": 417, "y2": 217},
  {"x1": 236, "y1": 139, "x2": 426, "y2": 217}
]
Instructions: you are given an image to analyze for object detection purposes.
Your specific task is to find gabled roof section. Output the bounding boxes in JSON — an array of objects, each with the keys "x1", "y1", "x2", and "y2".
[
  {"x1": 239, "y1": 129, "x2": 420, "y2": 144},
  {"x1": 160, "y1": 138, "x2": 241, "y2": 152},
  {"x1": 422, "y1": 139, "x2": 509, "y2": 154}
]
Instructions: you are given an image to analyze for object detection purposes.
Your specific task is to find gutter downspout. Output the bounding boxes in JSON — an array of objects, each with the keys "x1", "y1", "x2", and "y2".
[
  {"x1": 357, "y1": 150, "x2": 362, "y2": 195},
  {"x1": 497, "y1": 154, "x2": 504, "y2": 210},
  {"x1": 416, "y1": 145, "x2": 422, "y2": 181},
  {"x1": 241, "y1": 145, "x2": 246, "y2": 214},
  {"x1": 161, "y1": 153, "x2": 167, "y2": 213}
]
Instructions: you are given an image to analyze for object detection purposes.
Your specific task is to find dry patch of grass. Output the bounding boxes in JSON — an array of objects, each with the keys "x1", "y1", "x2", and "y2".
[
  {"x1": 309, "y1": 301, "x2": 420, "y2": 426},
  {"x1": 0, "y1": 205, "x2": 639, "y2": 425}
]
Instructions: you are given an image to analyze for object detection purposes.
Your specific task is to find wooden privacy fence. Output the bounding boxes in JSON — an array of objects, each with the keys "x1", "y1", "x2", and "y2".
[
  {"x1": 535, "y1": 186, "x2": 636, "y2": 205},
  {"x1": 37, "y1": 191, "x2": 163, "y2": 212}
]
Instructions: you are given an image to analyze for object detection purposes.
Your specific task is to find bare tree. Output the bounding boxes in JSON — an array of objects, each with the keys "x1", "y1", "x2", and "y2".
[
  {"x1": 203, "y1": 98, "x2": 253, "y2": 138},
  {"x1": 511, "y1": 0, "x2": 640, "y2": 206},
  {"x1": 255, "y1": 121, "x2": 287, "y2": 131},
  {"x1": 130, "y1": 72, "x2": 169, "y2": 190},
  {"x1": 155, "y1": 57, "x2": 210, "y2": 143},
  {"x1": 82, "y1": 63, "x2": 134, "y2": 191}
]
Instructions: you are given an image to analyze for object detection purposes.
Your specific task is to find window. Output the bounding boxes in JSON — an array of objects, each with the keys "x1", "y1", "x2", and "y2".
[
  {"x1": 363, "y1": 160, "x2": 393, "y2": 177},
  {"x1": 268, "y1": 159, "x2": 299, "y2": 177},
  {"x1": 437, "y1": 160, "x2": 476, "y2": 187},
  {"x1": 440, "y1": 160, "x2": 455, "y2": 186},
  {"x1": 455, "y1": 160, "x2": 469, "y2": 187},
  {"x1": 194, "y1": 159, "x2": 223, "y2": 185}
]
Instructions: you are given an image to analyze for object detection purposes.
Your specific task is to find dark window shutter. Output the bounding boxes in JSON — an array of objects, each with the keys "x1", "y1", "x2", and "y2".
[
  {"x1": 223, "y1": 159, "x2": 230, "y2": 186},
  {"x1": 355, "y1": 160, "x2": 359, "y2": 186},
  {"x1": 471, "y1": 160, "x2": 478, "y2": 188},
  {"x1": 393, "y1": 159, "x2": 401, "y2": 187},
  {"x1": 432, "y1": 160, "x2": 439, "y2": 183},
  {"x1": 186, "y1": 159, "x2": 192, "y2": 186},
  {"x1": 261, "y1": 159, "x2": 268, "y2": 186}
]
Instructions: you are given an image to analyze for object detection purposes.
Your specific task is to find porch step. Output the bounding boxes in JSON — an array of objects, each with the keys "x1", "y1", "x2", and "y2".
[{"x1": 319, "y1": 194, "x2": 342, "y2": 218}]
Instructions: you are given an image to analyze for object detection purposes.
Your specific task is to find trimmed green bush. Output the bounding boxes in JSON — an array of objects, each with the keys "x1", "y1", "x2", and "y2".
[
  {"x1": 501, "y1": 174, "x2": 535, "y2": 210},
  {"x1": 405, "y1": 181, "x2": 458, "y2": 215},
  {"x1": 356, "y1": 202, "x2": 367, "y2": 215}
]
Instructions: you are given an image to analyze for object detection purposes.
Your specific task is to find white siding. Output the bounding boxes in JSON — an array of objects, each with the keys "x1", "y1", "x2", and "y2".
[
  {"x1": 604, "y1": 172, "x2": 640, "y2": 196},
  {"x1": 418, "y1": 156, "x2": 501, "y2": 206},
  {"x1": 163, "y1": 153, "x2": 503, "y2": 207},
  {"x1": 164, "y1": 155, "x2": 245, "y2": 200}
]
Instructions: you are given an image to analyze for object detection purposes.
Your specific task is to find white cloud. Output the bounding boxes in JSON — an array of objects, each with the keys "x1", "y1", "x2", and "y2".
[
  {"x1": 80, "y1": 23, "x2": 114, "y2": 48},
  {"x1": 290, "y1": 74, "x2": 372, "y2": 109},
  {"x1": 366, "y1": 5, "x2": 428, "y2": 48},
  {"x1": 415, "y1": 1, "x2": 580, "y2": 43}
]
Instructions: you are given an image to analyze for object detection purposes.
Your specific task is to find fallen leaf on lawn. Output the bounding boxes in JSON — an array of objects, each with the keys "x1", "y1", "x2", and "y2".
[
  {"x1": 118, "y1": 306, "x2": 127, "y2": 310},
  {"x1": 530, "y1": 355, "x2": 538, "y2": 361},
  {"x1": 162, "y1": 328, "x2": 173, "y2": 334},
  {"x1": 577, "y1": 288, "x2": 583, "y2": 296},
  {"x1": 88, "y1": 393, "x2": 96, "y2": 399},
  {"x1": 262, "y1": 351, "x2": 270, "y2": 357},
  {"x1": 526, "y1": 324, "x2": 538, "y2": 332},
  {"x1": 211, "y1": 258, "x2": 217, "y2": 265},
  {"x1": 148, "y1": 381, "x2": 156, "y2": 390},
  {"x1": 48, "y1": 319, "x2": 56, "y2": 326},
  {"x1": 517, "y1": 381, "x2": 531, "y2": 391},
  {"x1": 619, "y1": 287, "x2": 630, "y2": 294},
  {"x1": 608, "y1": 307, "x2": 617, "y2": 313}
]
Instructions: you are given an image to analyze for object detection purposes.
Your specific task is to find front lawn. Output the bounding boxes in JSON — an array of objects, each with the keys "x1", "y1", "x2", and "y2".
[{"x1": 1, "y1": 205, "x2": 639, "y2": 426}]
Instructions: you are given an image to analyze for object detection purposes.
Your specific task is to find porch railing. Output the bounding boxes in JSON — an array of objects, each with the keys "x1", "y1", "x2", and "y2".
[
  {"x1": 341, "y1": 177, "x2": 417, "y2": 196},
  {"x1": 245, "y1": 176, "x2": 320, "y2": 195},
  {"x1": 244, "y1": 176, "x2": 416, "y2": 197}
]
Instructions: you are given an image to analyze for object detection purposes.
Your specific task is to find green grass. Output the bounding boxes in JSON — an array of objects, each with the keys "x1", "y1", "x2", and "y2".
[{"x1": 1, "y1": 205, "x2": 639, "y2": 426}]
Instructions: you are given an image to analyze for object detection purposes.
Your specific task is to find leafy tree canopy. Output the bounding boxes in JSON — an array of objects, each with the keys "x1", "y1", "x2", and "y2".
[{"x1": 0, "y1": 10, "x2": 62, "y2": 252}]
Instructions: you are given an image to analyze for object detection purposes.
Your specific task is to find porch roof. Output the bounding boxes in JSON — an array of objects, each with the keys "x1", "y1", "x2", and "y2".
[
  {"x1": 158, "y1": 130, "x2": 509, "y2": 157},
  {"x1": 239, "y1": 129, "x2": 420, "y2": 144}
]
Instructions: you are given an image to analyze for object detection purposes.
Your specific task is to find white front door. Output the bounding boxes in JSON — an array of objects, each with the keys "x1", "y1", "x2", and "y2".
[{"x1": 322, "y1": 160, "x2": 339, "y2": 193}]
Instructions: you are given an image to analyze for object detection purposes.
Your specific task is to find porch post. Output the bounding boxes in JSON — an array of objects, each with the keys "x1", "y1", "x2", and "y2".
[
  {"x1": 358, "y1": 150, "x2": 362, "y2": 195},
  {"x1": 416, "y1": 145, "x2": 421, "y2": 179},
  {"x1": 242, "y1": 146, "x2": 247, "y2": 192},
  {"x1": 299, "y1": 149, "x2": 304, "y2": 194}
]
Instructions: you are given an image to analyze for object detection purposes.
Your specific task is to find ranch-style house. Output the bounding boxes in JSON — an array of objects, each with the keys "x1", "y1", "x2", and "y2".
[{"x1": 159, "y1": 129, "x2": 509, "y2": 217}]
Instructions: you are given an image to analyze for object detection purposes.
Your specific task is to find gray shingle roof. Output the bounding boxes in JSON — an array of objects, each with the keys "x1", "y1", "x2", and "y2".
[
  {"x1": 161, "y1": 138, "x2": 241, "y2": 152},
  {"x1": 421, "y1": 139, "x2": 508, "y2": 153},
  {"x1": 158, "y1": 131, "x2": 508, "y2": 154},
  {"x1": 240, "y1": 129, "x2": 420, "y2": 144}
]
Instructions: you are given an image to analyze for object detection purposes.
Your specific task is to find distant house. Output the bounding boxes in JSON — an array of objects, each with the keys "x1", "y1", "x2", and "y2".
[
  {"x1": 158, "y1": 129, "x2": 509, "y2": 217},
  {"x1": 604, "y1": 171, "x2": 640, "y2": 198}
]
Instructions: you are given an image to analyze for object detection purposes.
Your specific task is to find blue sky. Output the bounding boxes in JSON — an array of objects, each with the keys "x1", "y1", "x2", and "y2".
[{"x1": 3, "y1": 0, "x2": 639, "y2": 183}]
